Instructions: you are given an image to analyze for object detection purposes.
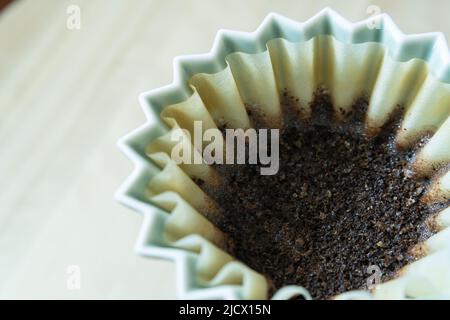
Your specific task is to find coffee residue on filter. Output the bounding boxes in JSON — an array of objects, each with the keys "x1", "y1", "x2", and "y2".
[{"x1": 194, "y1": 88, "x2": 449, "y2": 300}]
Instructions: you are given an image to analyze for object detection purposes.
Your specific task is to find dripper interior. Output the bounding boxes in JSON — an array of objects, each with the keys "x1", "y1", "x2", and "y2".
[
  {"x1": 194, "y1": 87, "x2": 448, "y2": 299},
  {"x1": 144, "y1": 35, "x2": 450, "y2": 299}
]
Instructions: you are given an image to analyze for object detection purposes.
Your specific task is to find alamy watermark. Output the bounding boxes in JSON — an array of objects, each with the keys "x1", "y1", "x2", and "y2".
[
  {"x1": 366, "y1": 265, "x2": 382, "y2": 290},
  {"x1": 170, "y1": 121, "x2": 279, "y2": 175},
  {"x1": 366, "y1": 5, "x2": 382, "y2": 30},
  {"x1": 66, "y1": 5, "x2": 81, "y2": 30},
  {"x1": 66, "y1": 265, "x2": 81, "y2": 290}
]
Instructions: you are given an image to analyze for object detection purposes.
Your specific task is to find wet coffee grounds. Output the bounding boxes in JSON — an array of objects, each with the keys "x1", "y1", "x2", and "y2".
[{"x1": 195, "y1": 90, "x2": 446, "y2": 299}]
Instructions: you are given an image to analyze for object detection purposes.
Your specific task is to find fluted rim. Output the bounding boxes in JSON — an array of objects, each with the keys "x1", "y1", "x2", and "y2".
[{"x1": 115, "y1": 8, "x2": 450, "y2": 299}]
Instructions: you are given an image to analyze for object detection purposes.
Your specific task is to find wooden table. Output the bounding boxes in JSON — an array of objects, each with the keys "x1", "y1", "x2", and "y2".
[{"x1": 0, "y1": 0, "x2": 449, "y2": 299}]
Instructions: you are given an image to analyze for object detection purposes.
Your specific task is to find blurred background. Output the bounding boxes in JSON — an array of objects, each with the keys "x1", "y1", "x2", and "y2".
[{"x1": 0, "y1": 0, "x2": 449, "y2": 299}]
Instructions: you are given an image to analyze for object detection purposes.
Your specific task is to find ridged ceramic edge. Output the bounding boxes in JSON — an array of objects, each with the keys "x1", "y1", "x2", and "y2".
[{"x1": 115, "y1": 8, "x2": 450, "y2": 299}]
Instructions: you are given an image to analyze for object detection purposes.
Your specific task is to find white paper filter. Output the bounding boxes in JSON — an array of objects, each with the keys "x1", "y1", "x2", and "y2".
[{"x1": 116, "y1": 9, "x2": 450, "y2": 299}]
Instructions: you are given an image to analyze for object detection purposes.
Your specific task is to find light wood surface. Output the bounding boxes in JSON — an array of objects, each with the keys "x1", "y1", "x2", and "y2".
[{"x1": 0, "y1": 0, "x2": 449, "y2": 299}]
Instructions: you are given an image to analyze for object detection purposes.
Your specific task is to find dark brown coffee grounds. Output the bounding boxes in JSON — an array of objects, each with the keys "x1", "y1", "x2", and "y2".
[{"x1": 195, "y1": 90, "x2": 448, "y2": 299}]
